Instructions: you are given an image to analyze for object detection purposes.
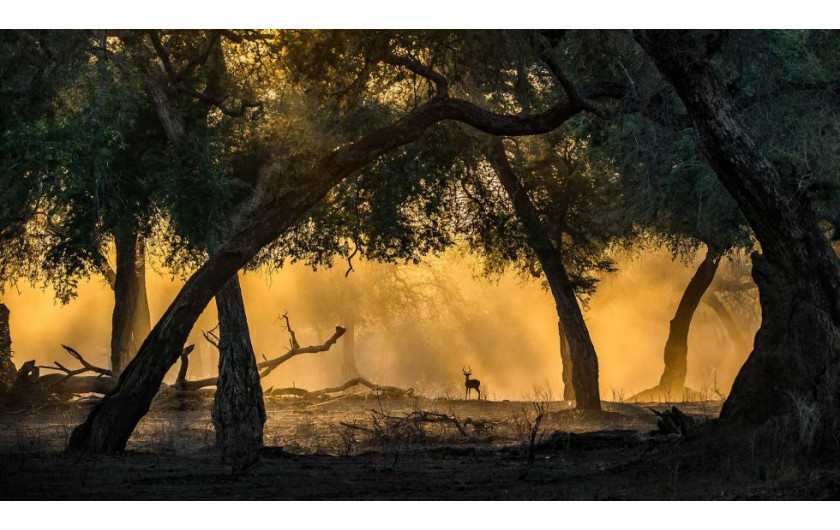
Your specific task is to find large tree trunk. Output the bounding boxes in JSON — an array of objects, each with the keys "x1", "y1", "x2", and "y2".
[
  {"x1": 0, "y1": 302, "x2": 15, "y2": 389},
  {"x1": 659, "y1": 248, "x2": 721, "y2": 391},
  {"x1": 636, "y1": 31, "x2": 840, "y2": 425},
  {"x1": 68, "y1": 250, "x2": 245, "y2": 453},
  {"x1": 486, "y1": 137, "x2": 601, "y2": 410},
  {"x1": 212, "y1": 274, "x2": 265, "y2": 466},
  {"x1": 558, "y1": 320, "x2": 575, "y2": 401},
  {"x1": 110, "y1": 230, "x2": 151, "y2": 374}
]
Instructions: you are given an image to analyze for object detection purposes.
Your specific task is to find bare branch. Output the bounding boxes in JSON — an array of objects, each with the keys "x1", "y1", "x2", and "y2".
[
  {"x1": 36, "y1": 345, "x2": 114, "y2": 391},
  {"x1": 201, "y1": 324, "x2": 220, "y2": 350},
  {"x1": 279, "y1": 312, "x2": 300, "y2": 350},
  {"x1": 345, "y1": 242, "x2": 359, "y2": 278},
  {"x1": 174, "y1": 315, "x2": 344, "y2": 389},
  {"x1": 259, "y1": 325, "x2": 346, "y2": 378},
  {"x1": 172, "y1": 344, "x2": 218, "y2": 391},
  {"x1": 58, "y1": 345, "x2": 113, "y2": 377}
]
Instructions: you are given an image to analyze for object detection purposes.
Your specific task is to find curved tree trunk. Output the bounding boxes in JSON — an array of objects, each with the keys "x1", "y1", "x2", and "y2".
[
  {"x1": 68, "y1": 249, "x2": 245, "y2": 453},
  {"x1": 212, "y1": 274, "x2": 265, "y2": 467},
  {"x1": 704, "y1": 291, "x2": 750, "y2": 355},
  {"x1": 110, "y1": 229, "x2": 150, "y2": 374},
  {"x1": 658, "y1": 248, "x2": 721, "y2": 392},
  {"x1": 559, "y1": 320, "x2": 575, "y2": 401},
  {"x1": 0, "y1": 302, "x2": 15, "y2": 389},
  {"x1": 486, "y1": 137, "x2": 601, "y2": 410},
  {"x1": 636, "y1": 30, "x2": 840, "y2": 425}
]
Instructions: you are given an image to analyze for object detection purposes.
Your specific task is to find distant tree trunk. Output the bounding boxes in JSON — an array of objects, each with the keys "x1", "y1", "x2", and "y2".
[
  {"x1": 636, "y1": 30, "x2": 840, "y2": 425},
  {"x1": 0, "y1": 302, "x2": 15, "y2": 389},
  {"x1": 212, "y1": 274, "x2": 265, "y2": 466},
  {"x1": 110, "y1": 229, "x2": 150, "y2": 374},
  {"x1": 558, "y1": 320, "x2": 575, "y2": 401},
  {"x1": 704, "y1": 291, "x2": 750, "y2": 355},
  {"x1": 377, "y1": 334, "x2": 389, "y2": 384},
  {"x1": 341, "y1": 312, "x2": 359, "y2": 381},
  {"x1": 486, "y1": 137, "x2": 601, "y2": 410},
  {"x1": 659, "y1": 248, "x2": 721, "y2": 392}
]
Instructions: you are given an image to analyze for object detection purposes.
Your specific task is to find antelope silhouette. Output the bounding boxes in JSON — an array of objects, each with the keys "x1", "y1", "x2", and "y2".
[{"x1": 463, "y1": 366, "x2": 481, "y2": 400}]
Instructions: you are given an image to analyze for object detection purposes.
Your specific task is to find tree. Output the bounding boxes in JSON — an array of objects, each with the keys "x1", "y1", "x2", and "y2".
[
  {"x1": 481, "y1": 136, "x2": 619, "y2": 410},
  {"x1": 656, "y1": 247, "x2": 721, "y2": 396},
  {"x1": 579, "y1": 40, "x2": 755, "y2": 400},
  {"x1": 66, "y1": 29, "x2": 620, "y2": 453},
  {"x1": 1, "y1": 30, "x2": 158, "y2": 374},
  {"x1": 635, "y1": 30, "x2": 840, "y2": 428},
  {"x1": 128, "y1": 31, "x2": 271, "y2": 464}
]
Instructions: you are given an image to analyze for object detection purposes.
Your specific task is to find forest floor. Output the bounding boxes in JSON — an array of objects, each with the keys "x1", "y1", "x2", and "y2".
[{"x1": 1, "y1": 395, "x2": 838, "y2": 500}]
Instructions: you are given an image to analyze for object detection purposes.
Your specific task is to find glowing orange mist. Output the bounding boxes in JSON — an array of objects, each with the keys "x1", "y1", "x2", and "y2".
[{"x1": 0, "y1": 249, "x2": 757, "y2": 401}]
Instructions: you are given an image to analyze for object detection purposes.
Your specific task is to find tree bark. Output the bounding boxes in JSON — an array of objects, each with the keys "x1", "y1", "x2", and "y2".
[
  {"x1": 659, "y1": 248, "x2": 721, "y2": 391},
  {"x1": 212, "y1": 274, "x2": 265, "y2": 466},
  {"x1": 133, "y1": 242, "x2": 152, "y2": 350},
  {"x1": 486, "y1": 137, "x2": 601, "y2": 410},
  {"x1": 558, "y1": 320, "x2": 575, "y2": 401},
  {"x1": 704, "y1": 291, "x2": 750, "y2": 355},
  {"x1": 0, "y1": 302, "x2": 15, "y2": 389},
  {"x1": 635, "y1": 30, "x2": 840, "y2": 425},
  {"x1": 110, "y1": 230, "x2": 151, "y2": 374},
  {"x1": 67, "y1": 76, "x2": 591, "y2": 454}
]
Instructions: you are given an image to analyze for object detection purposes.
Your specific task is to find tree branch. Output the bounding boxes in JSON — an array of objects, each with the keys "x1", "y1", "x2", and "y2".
[
  {"x1": 259, "y1": 325, "x2": 346, "y2": 378},
  {"x1": 37, "y1": 345, "x2": 114, "y2": 391},
  {"x1": 201, "y1": 324, "x2": 220, "y2": 350},
  {"x1": 174, "y1": 314, "x2": 345, "y2": 389},
  {"x1": 382, "y1": 53, "x2": 448, "y2": 98}
]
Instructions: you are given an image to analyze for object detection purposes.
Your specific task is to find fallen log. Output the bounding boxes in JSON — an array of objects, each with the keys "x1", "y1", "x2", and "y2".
[
  {"x1": 650, "y1": 405, "x2": 700, "y2": 436},
  {"x1": 2, "y1": 311, "x2": 349, "y2": 405},
  {"x1": 2, "y1": 345, "x2": 181, "y2": 404},
  {"x1": 40, "y1": 374, "x2": 117, "y2": 395},
  {"x1": 11, "y1": 360, "x2": 40, "y2": 393},
  {"x1": 34, "y1": 345, "x2": 115, "y2": 394},
  {"x1": 268, "y1": 377, "x2": 414, "y2": 399}
]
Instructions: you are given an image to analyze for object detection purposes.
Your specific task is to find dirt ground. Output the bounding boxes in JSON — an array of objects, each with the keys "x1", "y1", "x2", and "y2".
[{"x1": 1, "y1": 395, "x2": 838, "y2": 500}]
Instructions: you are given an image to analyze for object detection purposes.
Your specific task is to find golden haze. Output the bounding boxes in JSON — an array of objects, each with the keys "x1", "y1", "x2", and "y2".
[{"x1": 1, "y1": 249, "x2": 756, "y2": 401}]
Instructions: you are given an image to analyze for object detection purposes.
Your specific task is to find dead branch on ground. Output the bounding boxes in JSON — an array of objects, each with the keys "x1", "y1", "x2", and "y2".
[
  {"x1": 178, "y1": 311, "x2": 346, "y2": 390},
  {"x1": 37, "y1": 345, "x2": 115, "y2": 391},
  {"x1": 340, "y1": 406, "x2": 494, "y2": 446},
  {"x1": 269, "y1": 377, "x2": 414, "y2": 399},
  {"x1": 651, "y1": 406, "x2": 700, "y2": 436}
]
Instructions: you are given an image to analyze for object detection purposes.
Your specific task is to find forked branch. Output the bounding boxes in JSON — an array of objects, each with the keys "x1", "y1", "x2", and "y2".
[{"x1": 259, "y1": 324, "x2": 346, "y2": 378}]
